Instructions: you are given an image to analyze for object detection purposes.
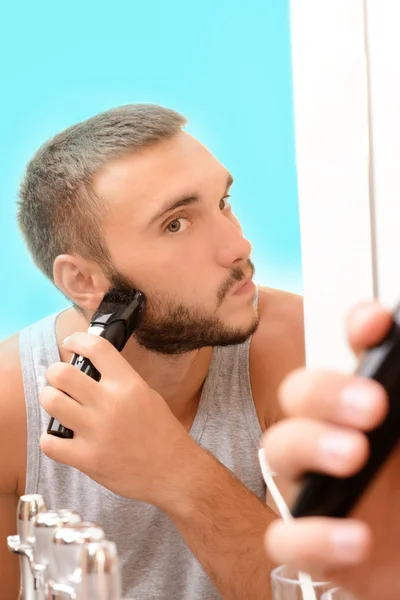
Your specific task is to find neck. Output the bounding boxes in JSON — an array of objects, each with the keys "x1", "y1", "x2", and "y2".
[
  {"x1": 122, "y1": 339, "x2": 213, "y2": 422},
  {"x1": 56, "y1": 308, "x2": 213, "y2": 426}
]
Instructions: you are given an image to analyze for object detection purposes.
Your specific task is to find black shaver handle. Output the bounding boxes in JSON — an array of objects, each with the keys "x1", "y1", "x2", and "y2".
[
  {"x1": 47, "y1": 321, "x2": 129, "y2": 439},
  {"x1": 291, "y1": 312, "x2": 400, "y2": 519}
]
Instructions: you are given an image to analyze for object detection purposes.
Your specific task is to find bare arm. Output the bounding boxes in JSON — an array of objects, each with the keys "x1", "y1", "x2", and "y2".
[
  {"x1": 163, "y1": 289, "x2": 306, "y2": 599},
  {"x1": 0, "y1": 494, "x2": 21, "y2": 598},
  {"x1": 164, "y1": 448, "x2": 277, "y2": 600},
  {"x1": 0, "y1": 334, "x2": 28, "y2": 599}
]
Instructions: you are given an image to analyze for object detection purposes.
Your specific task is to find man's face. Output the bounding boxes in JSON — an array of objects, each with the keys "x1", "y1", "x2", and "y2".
[{"x1": 93, "y1": 131, "x2": 259, "y2": 355}]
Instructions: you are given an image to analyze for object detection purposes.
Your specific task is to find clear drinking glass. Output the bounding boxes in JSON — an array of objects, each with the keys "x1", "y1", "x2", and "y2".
[{"x1": 271, "y1": 565, "x2": 332, "y2": 599}]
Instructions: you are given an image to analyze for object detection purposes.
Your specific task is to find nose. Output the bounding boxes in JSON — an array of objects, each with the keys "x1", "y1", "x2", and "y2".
[{"x1": 214, "y1": 216, "x2": 252, "y2": 268}]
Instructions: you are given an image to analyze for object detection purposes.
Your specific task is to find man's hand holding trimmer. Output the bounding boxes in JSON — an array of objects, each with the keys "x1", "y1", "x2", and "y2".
[
  {"x1": 40, "y1": 331, "x2": 204, "y2": 509},
  {"x1": 263, "y1": 302, "x2": 400, "y2": 600}
]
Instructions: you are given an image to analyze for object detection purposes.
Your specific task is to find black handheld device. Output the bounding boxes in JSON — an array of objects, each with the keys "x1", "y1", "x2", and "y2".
[
  {"x1": 291, "y1": 303, "x2": 400, "y2": 519},
  {"x1": 47, "y1": 288, "x2": 145, "y2": 439}
]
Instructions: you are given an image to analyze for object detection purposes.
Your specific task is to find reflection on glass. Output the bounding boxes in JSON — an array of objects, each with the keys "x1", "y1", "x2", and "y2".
[{"x1": 271, "y1": 565, "x2": 331, "y2": 600}]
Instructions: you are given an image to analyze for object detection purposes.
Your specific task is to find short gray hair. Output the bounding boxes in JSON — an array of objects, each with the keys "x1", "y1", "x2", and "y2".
[{"x1": 17, "y1": 104, "x2": 187, "y2": 282}]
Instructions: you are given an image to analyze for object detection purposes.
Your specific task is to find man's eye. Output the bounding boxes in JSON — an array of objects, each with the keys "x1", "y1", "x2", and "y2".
[
  {"x1": 166, "y1": 217, "x2": 188, "y2": 233},
  {"x1": 219, "y1": 195, "x2": 231, "y2": 210}
]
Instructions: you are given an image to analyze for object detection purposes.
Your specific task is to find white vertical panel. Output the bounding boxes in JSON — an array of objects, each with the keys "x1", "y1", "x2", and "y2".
[
  {"x1": 290, "y1": 0, "x2": 375, "y2": 372},
  {"x1": 365, "y1": 0, "x2": 400, "y2": 310}
]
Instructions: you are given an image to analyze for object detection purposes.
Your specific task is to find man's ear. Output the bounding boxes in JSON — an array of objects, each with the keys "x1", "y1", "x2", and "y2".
[{"x1": 53, "y1": 254, "x2": 110, "y2": 312}]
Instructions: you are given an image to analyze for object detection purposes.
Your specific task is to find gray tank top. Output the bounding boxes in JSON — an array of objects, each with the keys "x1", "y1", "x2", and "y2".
[{"x1": 19, "y1": 303, "x2": 265, "y2": 600}]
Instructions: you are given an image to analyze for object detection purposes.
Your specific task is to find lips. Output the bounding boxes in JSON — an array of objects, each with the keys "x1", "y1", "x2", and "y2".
[{"x1": 233, "y1": 276, "x2": 252, "y2": 294}]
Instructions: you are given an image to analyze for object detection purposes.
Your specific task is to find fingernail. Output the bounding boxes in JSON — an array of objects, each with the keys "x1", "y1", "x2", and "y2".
[
  {"x1": 340, "y1": 381, "x2": 381, "y2": 424},
  {"x1": 62, "y1": 336, "x2": 72, "y2": 348},
  {"x1": 319, "y1": 433, "x2": 357, "y2": 467},
  {"x1": 330, "y1": 525, "x2": 369, "y2": 563}
]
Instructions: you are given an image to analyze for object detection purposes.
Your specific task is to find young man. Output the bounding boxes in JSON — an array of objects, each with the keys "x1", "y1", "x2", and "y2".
[
  {"x1": 263, "y1": 301, "x2": 400, "y2": 600},
  {"x1": 0, "y1": 104, "x2": 305, "y2": 599}
]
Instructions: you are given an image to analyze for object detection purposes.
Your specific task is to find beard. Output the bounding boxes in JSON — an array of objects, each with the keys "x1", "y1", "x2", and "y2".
[{"x1": 105, "y1": 259, "x2": 259, "y2": 355}]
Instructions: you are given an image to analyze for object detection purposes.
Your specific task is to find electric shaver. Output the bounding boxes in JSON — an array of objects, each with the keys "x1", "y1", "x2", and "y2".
[{"x1": 47, "y1": 288, "x2": 145, "y2": 439}]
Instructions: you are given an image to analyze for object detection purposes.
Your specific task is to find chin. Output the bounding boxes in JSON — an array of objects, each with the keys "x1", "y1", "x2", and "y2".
[{"x1": 224, "y1": 306, "x2": 259, "y2": 336}]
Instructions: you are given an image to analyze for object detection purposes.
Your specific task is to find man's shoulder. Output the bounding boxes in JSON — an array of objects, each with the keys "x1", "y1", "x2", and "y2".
[
  {"x1": 0, "y1": 310, "x2": 57, "y2": 369},
  {"x1": 0, "y1": 332, "x2": 23, "y2": 382},
  {"x1": 256, "y1": 286, "x2": 304, "y2": 326},
  {"x1": 249, "y1": 286, "x2": 305, "y2": 429},
  {"x1": 253, "y1": 287, "x2": 304, "y2": 355}
]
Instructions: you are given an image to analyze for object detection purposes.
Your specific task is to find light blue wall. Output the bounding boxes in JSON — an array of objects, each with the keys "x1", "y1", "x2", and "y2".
[{"x1": 0, "y1": 0, "x2": 301, "y2": 340}]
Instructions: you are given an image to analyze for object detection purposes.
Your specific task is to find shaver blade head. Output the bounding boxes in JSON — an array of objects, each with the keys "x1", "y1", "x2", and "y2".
[
  {"x1": 17, "y1": 494, "x2": 47, "y2": 541},
  {"x1": 100, "y1": 287, "x2": 143, "y2": 307}
]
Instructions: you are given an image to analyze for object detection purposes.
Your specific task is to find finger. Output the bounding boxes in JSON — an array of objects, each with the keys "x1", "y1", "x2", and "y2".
[
  {"x1": 263, "y1": 418, "x2": 369, "y2": 480},
  {"x1": 40, "y1": 431, "x2": 90, "y2": 471},
  {"x1": 265, "y1": 518, "x2": 372, "y2": 573},
  {"x1": 279, "y1": 369, "x2": 388, "y2": 431},
  {"x1": 62, "y1": 333, "x2": 141, "y2": 384},
  {"x1": 40, "y1": 386, "x2": 86, "y2": 432},
  {"x1": 345, "y1": 301, "x2": 392, "y2": 355},
  {"x1": 46, "y1": 362, "x2": 99, "y2": 404}
]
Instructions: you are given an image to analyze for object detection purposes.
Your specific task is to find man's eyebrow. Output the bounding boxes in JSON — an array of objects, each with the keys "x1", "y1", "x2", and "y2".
[
  {"x1": 147, "y1": 173, "x2": 234, "y2": 228},
  {"x1": 147, "y1": 195, "x2": 200, "y2": 228}
]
